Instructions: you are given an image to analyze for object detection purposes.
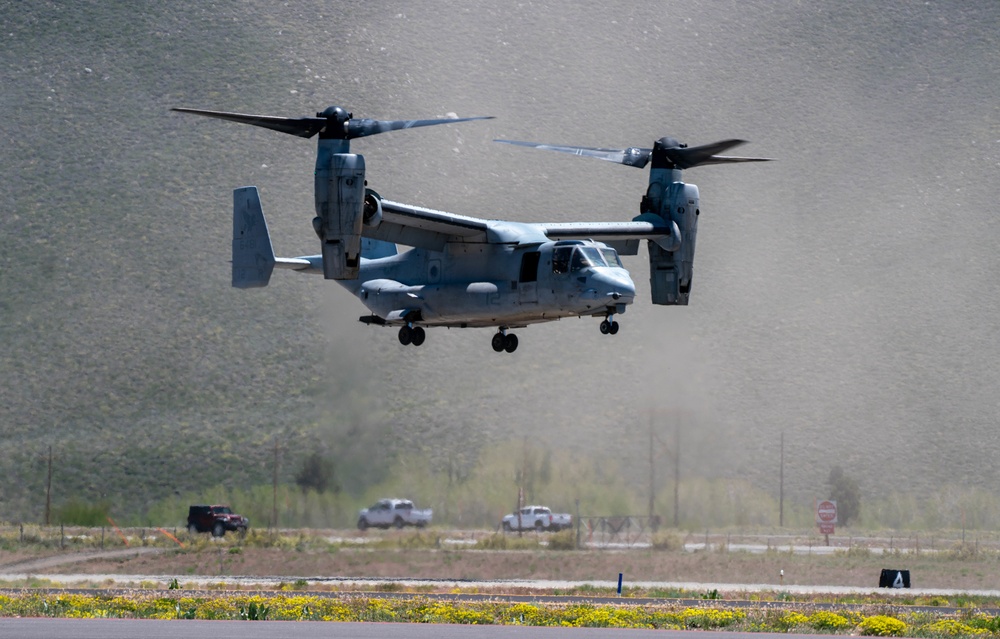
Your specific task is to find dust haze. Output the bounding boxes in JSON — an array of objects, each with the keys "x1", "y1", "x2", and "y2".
[{"x1": 2, "y1": 1, "x2": 998, "y2": 521}]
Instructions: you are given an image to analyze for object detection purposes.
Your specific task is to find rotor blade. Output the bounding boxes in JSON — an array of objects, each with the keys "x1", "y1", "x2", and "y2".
[
  {"x1": 682, "y1": 154, "x2": 773, "y2": 167},
  {"x1": 494, "y1": 139, "x2": 652, "y2": 168},
  {"x1": 668, "y1": 139, "x2": 771, "y2": 169},
  {"x1": 172, "y1": 108, "x2": 326, "y2": 138},
  {"x1": 347, "y1": 116, "x2": 495, "y2": 139}
]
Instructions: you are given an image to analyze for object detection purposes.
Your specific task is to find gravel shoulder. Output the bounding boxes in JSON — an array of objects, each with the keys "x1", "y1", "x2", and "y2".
[{"x1": 2, "y1": 544, "x2": 997, "y2": 592}]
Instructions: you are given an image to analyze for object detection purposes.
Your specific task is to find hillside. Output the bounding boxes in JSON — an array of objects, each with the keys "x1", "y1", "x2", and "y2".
[{"x1": 1, "y1": 1, "x2": 999, "y2": 524}]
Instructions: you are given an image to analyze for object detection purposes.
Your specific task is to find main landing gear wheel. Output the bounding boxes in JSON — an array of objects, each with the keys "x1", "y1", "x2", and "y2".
[
  {"x1": 492, "y1": 330, "x2": 519, "y2": 353},
  {"x1": 410, "y1": 326, "x2": 426, "y2": 346},
  {"x1": 600, "y1": 319, "x2": 620, "y2": 335},
  {"x1": 503, "y1": 333, "x2": 518, "y2": 353},
  {"x1": 398, "y1": 325, "x2": 426, "y2": 346}
]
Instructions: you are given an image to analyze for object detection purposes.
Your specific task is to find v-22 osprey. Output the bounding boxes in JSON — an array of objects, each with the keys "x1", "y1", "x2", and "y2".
[{"x1": 173, "y1": 106, "x2": 768, "y2": 353}]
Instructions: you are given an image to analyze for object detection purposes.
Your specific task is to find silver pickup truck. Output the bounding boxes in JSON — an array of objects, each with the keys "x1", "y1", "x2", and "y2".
[
  {"x1": 501, "y1": 505, "x2": 572, "y2": 532},
  {"x1": 357, "y1": 498, "x2": 432, "y2": 530}
]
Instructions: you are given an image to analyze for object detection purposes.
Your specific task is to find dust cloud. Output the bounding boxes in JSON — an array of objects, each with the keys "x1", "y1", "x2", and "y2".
[
  {"x1": 298, "y1": 1, "x2": 1000, "y2": 507},
  {"x1": 2, "y1": 0, "x2": 998, "y2": 521}
]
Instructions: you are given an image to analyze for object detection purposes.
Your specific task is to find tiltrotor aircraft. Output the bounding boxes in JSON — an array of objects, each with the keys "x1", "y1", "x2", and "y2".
[{"x1": 173, "y1": 106, "x2": 768, "y2": 352}]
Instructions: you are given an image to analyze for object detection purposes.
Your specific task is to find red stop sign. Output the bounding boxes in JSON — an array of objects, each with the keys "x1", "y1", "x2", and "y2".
[{"x1": 817, "y1": 500, "x2": 837, "y2": 523}]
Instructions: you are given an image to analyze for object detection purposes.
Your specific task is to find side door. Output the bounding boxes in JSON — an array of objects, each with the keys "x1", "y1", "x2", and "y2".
[
  {"x1": 534, "y1": 508, "x2": 549, "y2": 527},
  {"x1": 518, "y1": 251, "x2": 540, "y2": 304},
  {"x1": 372, "y1": 500, "x2": 391, "y2": 526}
]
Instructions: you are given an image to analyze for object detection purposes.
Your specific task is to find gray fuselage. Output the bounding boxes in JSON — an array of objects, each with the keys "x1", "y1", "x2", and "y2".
[{"x1": 337, "y1": 239, "x2": 635, "y2": 328}]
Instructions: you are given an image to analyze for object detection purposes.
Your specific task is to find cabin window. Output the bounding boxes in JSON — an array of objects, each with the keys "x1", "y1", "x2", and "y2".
[
  {"x1": 570, "y1": 247, "x2": 606, "y2": 272},
  {"x1": 552, "y1": 247, "x2": 572, "y2": 274},
  {"x1": 601, "y1": 248, "x2": 623, "y2": 267},
  {"x1": 519, "y1": 252, "x2": 540, "y2": 283}
]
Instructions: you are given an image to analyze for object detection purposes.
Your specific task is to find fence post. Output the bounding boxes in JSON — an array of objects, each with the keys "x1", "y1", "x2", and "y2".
[{"x1": 575, "y1": 499, "x2": 580, "y2": 550}]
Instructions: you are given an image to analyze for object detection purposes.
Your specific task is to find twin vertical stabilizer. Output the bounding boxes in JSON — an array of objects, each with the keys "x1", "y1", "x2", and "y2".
[{"x1": 232, "y1": 186, "x2": 275, "y2": 288}]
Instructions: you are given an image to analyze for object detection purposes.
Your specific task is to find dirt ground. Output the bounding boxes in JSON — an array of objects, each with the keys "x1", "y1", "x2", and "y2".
[{"x1": 9, "y1": 544, "x2": 999, "y2": 592}]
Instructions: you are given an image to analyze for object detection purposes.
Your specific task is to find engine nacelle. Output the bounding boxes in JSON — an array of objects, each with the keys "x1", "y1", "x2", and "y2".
[
  {"x1": 647, "y1": 175, "x2": 699, "y2": 305},
  {"x1": 314, "y1": 144, "x2": 365, "y2": 280},
  {"x1": 363, "y1": 188, "x2": 383, "y2": 227}
]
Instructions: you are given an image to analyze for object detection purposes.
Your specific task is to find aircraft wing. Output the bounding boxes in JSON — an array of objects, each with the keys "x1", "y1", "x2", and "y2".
[
  {"x1": 369, "y1": 200, "x2": 673, "y2": 254},
  {"x1": 370, "y1": 199, "x2": 550, "y2": 249},
  {"x1": 369, "y1": 199, "x2": 491, "y2": 250},
  {"x1": 537, "y1": 219, "x2": 676, "y2": 255}
]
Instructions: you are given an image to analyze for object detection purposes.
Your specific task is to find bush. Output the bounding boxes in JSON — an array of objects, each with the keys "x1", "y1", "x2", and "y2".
[
  {"x1": 773, "y1": 611, "x2": 808, "y2": 631},
  {"x1": 56, "y1": 499, "x2": 111, "y2": 527},
  {"x1": 651, "y1": 531, "x2": 683, "y2": 551},
  {"x1": 923, "y1": 619, "x2": 977, "y2": 636},
  {"x1": 547, "y1": 530, "x2": 576, "y2": 550},
  {"x1": 828, "y1": 466, "x2": 862, "y2": 525},
  {"x1": 809, "y1": 611, "x2": 850, "y2": 631},
  {"x1": 860, "y1": 615, "x2": 907, "y2": 636},
  {"x1": 475, "y1": 533, "x2": 541, "y2": 550}
]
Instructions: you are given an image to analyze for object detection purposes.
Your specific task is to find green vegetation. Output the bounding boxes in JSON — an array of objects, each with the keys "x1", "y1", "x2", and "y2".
[
  {"x1": 14, "y1": 436, "x2": 1000, "y2": 532},
  {"x1": 55, "y1": 499, "x2": 112, "y2": 527},
  {"x1": 829, "y1": 467, "x2": 862, "y2": 526},
  {"x1": 1, "y1": 591, "x2": 999, "y2": 636}
]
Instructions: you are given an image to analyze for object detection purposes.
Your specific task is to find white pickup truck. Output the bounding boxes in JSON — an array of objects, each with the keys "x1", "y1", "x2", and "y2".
[
  {"x1": 501, "y1": 505, "x2": 572, "y2": 532},
  {"x1": 357, "y1": 498, "x2": 432, "y2": 530}
]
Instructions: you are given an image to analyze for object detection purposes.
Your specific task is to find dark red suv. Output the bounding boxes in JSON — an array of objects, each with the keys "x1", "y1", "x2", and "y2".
[{"x1": 187, "y1": 504, "x2": 249, "y2": 537}]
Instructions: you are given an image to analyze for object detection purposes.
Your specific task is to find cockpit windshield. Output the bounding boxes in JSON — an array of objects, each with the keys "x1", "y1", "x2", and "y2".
[
  {"x1": 601, "y1": 247, "x2": 623, "y2": 268},
  {"x1": 570, "y1": 247, "x2": 607, "y2": 272}
]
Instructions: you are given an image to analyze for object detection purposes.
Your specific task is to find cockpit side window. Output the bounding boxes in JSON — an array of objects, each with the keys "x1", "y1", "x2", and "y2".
[
  {"x1": 570, "y1": 247, "x2": 607, "y2": 272},
  {"x1": 601, "y1": 248, "x2": 623, "y2": 268},
  {"x1": 552, "y1": 247, "x2": 572, "y2": 274}
]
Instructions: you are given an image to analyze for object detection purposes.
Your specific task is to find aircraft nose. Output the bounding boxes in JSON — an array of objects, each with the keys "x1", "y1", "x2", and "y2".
[{"x1": 591, "y1": 270, "x2": 635, "y2": 303}]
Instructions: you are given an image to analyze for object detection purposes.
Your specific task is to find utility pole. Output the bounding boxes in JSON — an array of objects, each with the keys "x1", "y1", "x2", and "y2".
[
  {"x1": 518, "y1": 437, "x2": 528, "y2": 537},
  {"x1": 648, "y1": 411, "x2": 681, "y2": 528},
  {"x1": 45, "y1": 445, "x2": 53, "y2": 526},
  {"x1": 271, "y1": 438, "x2": 279, "y2": 532},
  {"x1": 779, "y1": 431, "x2": 785, "y2": 527},
  {"x1": 672, "y1": 425, "x2": 680, "y2": 527},
  {"x1": 648, "y1": 413, "x2": 655, "y2": 524}
]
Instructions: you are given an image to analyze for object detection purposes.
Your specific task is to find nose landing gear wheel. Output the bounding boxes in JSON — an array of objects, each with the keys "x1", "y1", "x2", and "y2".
[{"x1": 600, "y1": 319, "x2": 621, "y2": 335}]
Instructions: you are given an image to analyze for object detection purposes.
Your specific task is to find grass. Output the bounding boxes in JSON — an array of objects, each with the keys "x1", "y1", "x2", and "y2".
[
  {"x1": 4, "y1": 527, "x2": 1000, "y2": 597},
  {"x1": 0, "y1": 591, "x2": 999, "y2": 636}
]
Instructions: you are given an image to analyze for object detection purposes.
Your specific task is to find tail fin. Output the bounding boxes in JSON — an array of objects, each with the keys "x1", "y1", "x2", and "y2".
[{"x1": 232, "y1": 186, "x2": 276, "y2": 288}]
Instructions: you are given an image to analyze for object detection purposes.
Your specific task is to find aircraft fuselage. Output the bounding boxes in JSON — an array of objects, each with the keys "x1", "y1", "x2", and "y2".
[{"x1": 338, "y1": 239, "x2": 636, "y2": 328}]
